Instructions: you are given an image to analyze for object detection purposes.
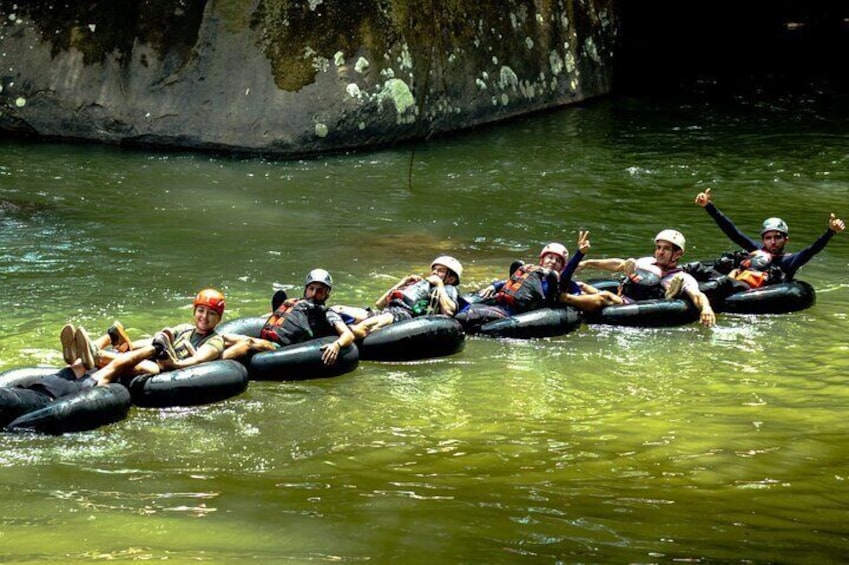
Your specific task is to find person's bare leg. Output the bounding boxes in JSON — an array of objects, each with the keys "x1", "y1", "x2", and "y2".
[
  {"x1": 93, "y1": 346, "x2": 158, "y2": 385},
  {"x1": 221, "y1": 337, "x2": 276, "y2": 360},
  {"x1": 350, "y1": 313, "x2": 395, "y2": 339}
]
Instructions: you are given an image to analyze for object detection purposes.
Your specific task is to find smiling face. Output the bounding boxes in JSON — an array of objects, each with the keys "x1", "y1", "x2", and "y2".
[
  {"x1": 304, "y1": 282, "x2": 331, "y2": 304},
  {"x1": 654, "y1": 240, "x2": 683, "y2": 269},
  {"x1": 193, "y1": 305, "x2": 221, "y2": 334},
  {"x1": 539, "y1": 252, "x2": 565, "y2": 272},
  {"x1": 761, "y1": 230, "x2": 788, "y2": 254}
]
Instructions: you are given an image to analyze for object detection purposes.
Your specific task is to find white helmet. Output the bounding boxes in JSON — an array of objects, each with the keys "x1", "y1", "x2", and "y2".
[
  {"x1": 761, "y1": 217, "x2": 789, "y2": 235},
  {"x1": 305, "y1": 268, "x2": 333, "y2": 290},
  {"x1": 539, "y1": 242, "x2": 568, "y2": 264},
  {"x1": 431, "y1": 255, "x2": 463, "y2": 283},
  {"x1": 655, "y1": 229, "x2": 686, "y2": 252}
]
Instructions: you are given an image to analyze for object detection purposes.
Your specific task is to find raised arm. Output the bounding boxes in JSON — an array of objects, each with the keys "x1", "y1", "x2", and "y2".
[
  {"x1": 559, "y1": 230, "x2": 589, "y2": 292},
  {"x1": 777, "y1": 213, "x2": 844, "y2": 277},
  {"x1": 694, "y1": 187, "x2": 759, "y2": 251}
]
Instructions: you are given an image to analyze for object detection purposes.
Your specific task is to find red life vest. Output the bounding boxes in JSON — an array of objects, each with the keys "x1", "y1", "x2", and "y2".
[{"x1": 496, "y1": 265, "x2": 558, "y2": 313}]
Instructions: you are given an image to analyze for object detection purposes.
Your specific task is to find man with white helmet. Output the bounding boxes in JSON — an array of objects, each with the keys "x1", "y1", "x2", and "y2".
[
  {"x1": 334, "y1": 256, "x2": 463, "y2": 339},
  {"x1": 694, "y1": 187, "x2": 844, "y2": 281},
  {"x1": 578, "y1": 230, "x2": 716, "y2": 327},
  {"x1": 223, "y1": 269, "x2": 354, "y2": 366}
]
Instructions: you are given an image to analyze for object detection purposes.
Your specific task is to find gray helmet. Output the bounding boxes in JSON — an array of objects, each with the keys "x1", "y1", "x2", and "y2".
[
  {"x1": 761, "y1": 217, "x2": 788, "y2": 236},
  {"x1": 305, "y1": 268, "x2": 333, "y2": 290}
]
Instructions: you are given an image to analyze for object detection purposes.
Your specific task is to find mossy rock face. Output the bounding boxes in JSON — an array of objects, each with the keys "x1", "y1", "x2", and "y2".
[
  {"x1": 8, "y1": 0, "x2": 206, "y2": 65},
  {"x1": 0, "y1": 0, "x2": 617, "y2": 155}
]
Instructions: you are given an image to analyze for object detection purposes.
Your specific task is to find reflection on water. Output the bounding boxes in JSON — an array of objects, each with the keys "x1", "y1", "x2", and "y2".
[{"x1": 2, "y1": 87, "x2": 849, "y2": 562}]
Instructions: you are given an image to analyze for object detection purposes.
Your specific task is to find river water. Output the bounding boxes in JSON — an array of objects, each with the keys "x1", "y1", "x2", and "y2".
[{"x1": 1, "y1": 84, "x2": 848, "y2": 563}]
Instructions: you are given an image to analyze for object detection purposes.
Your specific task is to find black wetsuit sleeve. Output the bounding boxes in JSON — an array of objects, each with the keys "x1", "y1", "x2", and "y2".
[
  {"x1": 705, "y1": 203, "x2": 759, "y2": 252},
  {"x1": 559, "y1": 251, "x2": 584, "y2": 292},
  {"x1": 774, "y1": 230, "x2": 835, "y2": 279}
]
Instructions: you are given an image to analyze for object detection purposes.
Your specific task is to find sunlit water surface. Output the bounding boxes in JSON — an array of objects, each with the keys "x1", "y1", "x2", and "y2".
[{"x1": 1, "y1": 89, "x2": 848, "y2": 563}]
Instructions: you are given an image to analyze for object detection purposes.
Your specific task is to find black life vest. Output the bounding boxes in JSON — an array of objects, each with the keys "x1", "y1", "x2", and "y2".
[
  {"x1": 261, "y1": 298, "x2": 333, "y2": 346},
  {"x1": 620, "y1": 267, "x2": 671, "y2": 301},
  {"x1": 496, "y1": 265, "x2": 559, "y2": 313}
]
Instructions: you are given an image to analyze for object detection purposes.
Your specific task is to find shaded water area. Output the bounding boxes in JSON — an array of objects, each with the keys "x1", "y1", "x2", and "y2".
[{"x1": 2, "y1": 84, "x2": 849, "y2": 562}]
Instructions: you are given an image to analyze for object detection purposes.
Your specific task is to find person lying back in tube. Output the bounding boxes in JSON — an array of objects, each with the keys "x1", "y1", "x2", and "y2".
[
  {"x1": 1, "y1": 321, "x2": 131, "y2": 427},
  {"x1": 578, "y1": 229, "x2": 716, "y2": 327},
  {"x1": 222, "y1": 269, "x2": 354, "y2": 366},
  {"x1": 455, "y1": 242, "x2": 570, "y2": 330},
  {"x1": 332, "y1": 256, "x2": 462, "y2": 340},
  {"x1": 90, "y1": 288, "x2": 227, "y2": 385}
]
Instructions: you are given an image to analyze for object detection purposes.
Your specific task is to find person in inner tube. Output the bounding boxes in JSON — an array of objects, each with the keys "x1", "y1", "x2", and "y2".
[
  {"x1": 456, "y1": 232, "x2": 621, "y2": 330},
  {"x1": 1, "y1": 319, "x2": 144, "y2": 419},
  {"x1": 556, "y1": 230, "x2": 626, "y2": 313},
  {"x1": 455, "y1": 241, "x2": 580, "y2": 332},
  {"x1": 91, "y1": 288, "x2": 227, "y2": 385},
  {"x1": 331, "y1": 256, "x2": 462, "y2": 340},
  {"x1": 0, "y1": 361, "x2": 97, "y2": 429},
  {"x1": 222, "y1": 269, "x2": 354, "y2": 366},
  {"x1": 0, "y1": 324, "x2": 110, "y2": 427},
  {"x1": 577, "y1": 230, "x2": 716, "y2": 327},
  {"x1": 690, "y1": 187, "x2": 844, "y2": 286}
]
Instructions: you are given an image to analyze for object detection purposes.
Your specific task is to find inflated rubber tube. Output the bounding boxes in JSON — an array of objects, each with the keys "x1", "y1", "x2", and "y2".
[
  {"x1": 127, "y1": 360, "x2": 249, "y2": 408},
  {"x1": 478, "y1": 307, "x2": 583, "y2": 339},
  {"x1": 585, "y1": 278, "x2": 621, "y2": 294},
  {"x1": 249, "y1": 337, "x2": 359, "y2": 381},
  {"x1": 216, "y1": 316, "x2": 265, "y2": 338},
  {"x1": 5, "y1": 384, "x2": 131, "y2": 435},
  {"x1": 458, "y1": 291, "x2": 485, "y2": 311},
  {"x1": 718, "y1": 280, "x2": 815, "y2": 314},
  {"x1": 359, "y1": 315, "x2": 465, "y2": 361},
  {"x1": 588, "y1": 298, "x2": 699, "y2": 327},
  {"x1": 0, "y1": 366, "x2": 61, "y2": 389}
]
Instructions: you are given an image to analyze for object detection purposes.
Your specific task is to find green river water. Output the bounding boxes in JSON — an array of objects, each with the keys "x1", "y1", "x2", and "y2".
[{"x1": 1, "y1": 87, "x2": 848, "y2": 563}]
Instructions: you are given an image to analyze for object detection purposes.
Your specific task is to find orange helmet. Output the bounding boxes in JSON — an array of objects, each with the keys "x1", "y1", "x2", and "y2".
[{"x1": 194, "y1": 288, "x2": 225, "y2": 315}]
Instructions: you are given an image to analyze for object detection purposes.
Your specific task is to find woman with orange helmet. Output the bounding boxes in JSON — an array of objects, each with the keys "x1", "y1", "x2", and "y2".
[{"x1": 89, "y1": 288, "x2": 228, "y2": 385}]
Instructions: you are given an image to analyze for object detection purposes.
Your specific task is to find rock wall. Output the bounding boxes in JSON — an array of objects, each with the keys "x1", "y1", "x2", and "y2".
[{"x1": 0, "y1": 0, "x2": 617, "y2": 156}]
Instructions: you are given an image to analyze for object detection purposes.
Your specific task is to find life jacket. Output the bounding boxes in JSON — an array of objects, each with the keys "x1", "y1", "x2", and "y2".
[
  {"x1": 171, "y1": 326, "x2": 222, "y2": 359},
  {"x1": 388, "y1": 279, "x2": 435, "y2": 316},
  {"x1": 261, "y1": 298, "x2": 332, "y2": 346},
  {"x1": 740, "y1": 249, "x2": 774, "y2": 271},
  {"x1": 495, "y1": 265, "x2": 558, "y2": 313},
  {"x1": 730, "y1": 249, "x2": 785, "y2": 288},
  {"x1": 620, "y1": 266, "x2": 673, "y2": 301}
]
